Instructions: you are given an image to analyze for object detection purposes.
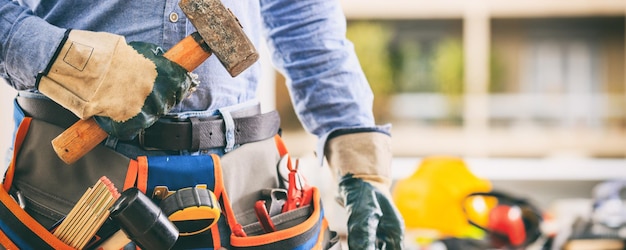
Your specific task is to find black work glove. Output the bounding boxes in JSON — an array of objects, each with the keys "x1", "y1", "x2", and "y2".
[
  {"x1": 95, "y1": 42, "x2": 196, "y2": 140},
  {"x1": 339, "y1": 174, "x2": 404, "y2": 249},
  {"x1": 325, "y1": 132, "x2": 405, "y2": 250}
]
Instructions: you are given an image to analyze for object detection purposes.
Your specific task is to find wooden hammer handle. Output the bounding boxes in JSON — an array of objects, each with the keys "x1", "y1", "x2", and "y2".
[
  {"x1": 94, "y1": 230, "x2": 131, "y2": 250},
  {"x1": 52, "y1": 34, "x2": 211, "y2": 165}
]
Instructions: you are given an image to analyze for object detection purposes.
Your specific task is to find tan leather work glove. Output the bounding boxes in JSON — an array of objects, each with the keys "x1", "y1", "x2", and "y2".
[
  {"x1": 325, "y1": 132, "x2": 405, "y2": 250},
  {"x1": 38, "y1": 30, "x2": 193, "y2": 123}
]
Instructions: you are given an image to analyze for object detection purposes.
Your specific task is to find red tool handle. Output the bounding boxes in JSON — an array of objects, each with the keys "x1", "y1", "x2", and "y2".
[
  {"x1": 52, "y1": 34, "x2": 211, "y2": 165},
  {"x1": 254, "y1": 200, "x2": 277, "y2": 233},
  {"x1": 282, "y1": 159, "x2": 313, "y2": 213}
]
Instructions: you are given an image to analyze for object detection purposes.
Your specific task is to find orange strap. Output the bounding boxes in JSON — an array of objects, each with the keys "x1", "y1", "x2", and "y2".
[
  {"x1": 273, "y1": 135, "x2": 288, "y2": 158},
  {"x1": 211, "y1": 154, "x2": 241, "y2": 233},
  {"x1": 123, "y1": 159, "x2": 139, "y2": 191},
  {"x1": 3, "y1": 117, "x2": 32, "y2": 192},
  {"x1": 136, "y1": 156, "x2": 148, "y2": 194},
  {"x1": 212, "y1": 154, "x2": 225, "y2": 199},
  {"x1": 0, "y1": 229, "x2": 19, "y2": 250},
  {"x1": 311, "y1": 218, "x2": 330, "y2": 250},
  {"x1": 273, "y1": 135, "x2": 294, "y2": 171},
  {"x1": 210, "y1": 222, "x2": 222, "y2": 249},
  {"x1": 0, "y1": 188, "x2": 73, "y2": 249}
]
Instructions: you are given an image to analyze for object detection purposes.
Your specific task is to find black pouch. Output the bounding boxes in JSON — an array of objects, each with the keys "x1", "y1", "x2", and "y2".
[{"x1": 9, "y1": 118, "x2": 129, "y2": 227}]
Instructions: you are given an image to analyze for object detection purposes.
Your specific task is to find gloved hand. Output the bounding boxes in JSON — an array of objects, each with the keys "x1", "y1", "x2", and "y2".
[
  {"x1": 94, "y1": 42, "x2": 196, "y2": 140},
  {"x1": 325, "y1": 132, "x2": 405, "y2": 250},
  {"x1": 37, "y1": 30, "x2": 196, "y2": 139}
]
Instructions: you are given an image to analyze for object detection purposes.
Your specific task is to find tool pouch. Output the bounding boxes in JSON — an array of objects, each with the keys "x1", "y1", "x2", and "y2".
[
  {"x1": 230, "y1": 187, "x2": 341, "y2": 250},
  {"x1": 0, "y1": 115, "x2": 129, "y2": 249},
  {"x1": 226, "y1": 136, "x2": 340, "y2": 250},
  {"x1": 126, "y1": 135, "x2": 340, "y2": 249},
  {"x1": 1, "y1": 99, "x2": 340, "y2": 250}
]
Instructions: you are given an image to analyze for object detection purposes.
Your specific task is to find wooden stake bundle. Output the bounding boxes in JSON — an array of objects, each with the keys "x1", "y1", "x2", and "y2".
[{"x1": 53, "y1": 176, "x2": 120, "y2": 249}]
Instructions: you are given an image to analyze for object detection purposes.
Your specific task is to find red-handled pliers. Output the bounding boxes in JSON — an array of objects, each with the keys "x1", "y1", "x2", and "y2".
[{"x1": 281, "y1": 155, "x2": 313, "y2": 213}]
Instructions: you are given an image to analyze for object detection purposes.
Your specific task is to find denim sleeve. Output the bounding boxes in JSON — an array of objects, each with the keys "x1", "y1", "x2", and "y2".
[
  {"x1": 259, "y1": 0, "x2": 389, "y2": 162},
  {"x1": 0, "y1": 1, "x2": 66, "y2": 90}
]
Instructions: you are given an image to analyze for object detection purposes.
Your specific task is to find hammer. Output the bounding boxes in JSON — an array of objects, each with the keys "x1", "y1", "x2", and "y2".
[
  {"x1": 51, "y1": 0, "x2": 259, "y2": 165},
  {"x1": 96, "y1": 188, "x2": 180, "y2": 250}
]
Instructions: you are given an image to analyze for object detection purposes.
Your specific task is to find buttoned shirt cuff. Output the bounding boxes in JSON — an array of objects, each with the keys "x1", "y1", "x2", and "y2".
[{"x1": 5, "y1": 16, "x2": 65, "y2": 89}]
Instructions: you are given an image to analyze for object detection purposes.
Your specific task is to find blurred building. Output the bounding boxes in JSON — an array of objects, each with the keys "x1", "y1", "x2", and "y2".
[{"x1": 327, "y1": 0, "x2": 626, "y2": 159}]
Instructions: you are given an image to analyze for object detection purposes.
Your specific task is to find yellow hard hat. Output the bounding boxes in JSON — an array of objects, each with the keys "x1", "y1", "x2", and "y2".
[{"x1": 392, "y1": 156, "x2": 492, "y2": 237}]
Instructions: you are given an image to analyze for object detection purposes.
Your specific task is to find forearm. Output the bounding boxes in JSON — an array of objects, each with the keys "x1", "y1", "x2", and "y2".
[
  {"x1": 1, "y1": 1, "x2": 65, "y2": 90},
  {"x1": 260, "y1": 0, "x2": 376, "y2": 138}
]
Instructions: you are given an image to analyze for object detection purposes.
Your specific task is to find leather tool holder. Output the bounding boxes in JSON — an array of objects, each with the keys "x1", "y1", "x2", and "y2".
[{"x1": 1, "y1": 102, "x2": 340, "y2": 249}]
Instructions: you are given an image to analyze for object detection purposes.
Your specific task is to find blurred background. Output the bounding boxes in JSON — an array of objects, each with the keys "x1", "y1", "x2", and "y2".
[
  {"x1": 278, "y1": 0, "x2": 625, "y2": 159},
  {"x1": 274, "y1": 1, "x2": 626, "y2": 249},
  {"x1": 0, "y1": 1, "x2": 624, "y2": 249}
]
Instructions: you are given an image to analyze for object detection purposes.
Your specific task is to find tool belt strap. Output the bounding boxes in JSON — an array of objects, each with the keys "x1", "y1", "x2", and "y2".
[
  {"x1": 16, "y1": 95, "x2": 281, "y2": 151},
  {"x1": 16, "y1": 95, "x2": 79, "y2": 128},
  {"x1": 140, "y1": 110, "x2": 280, "y2": 151}
]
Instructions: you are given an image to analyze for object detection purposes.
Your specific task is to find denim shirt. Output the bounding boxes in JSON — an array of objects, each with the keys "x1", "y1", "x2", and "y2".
[{"x1": 0, "y1": 0, "x2": 389, "y2": 160}]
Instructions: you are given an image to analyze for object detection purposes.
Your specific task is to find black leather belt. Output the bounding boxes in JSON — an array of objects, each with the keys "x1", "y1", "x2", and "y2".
[
  {"x1": 139, "y1": 111, "x2": 280, "y2": 151},
  {"x1": 16, "y1": 96, "x2": 281, "y2": 151},
  {"x1": 16, "y1": 95, "x2": 79, "y2": 128}
]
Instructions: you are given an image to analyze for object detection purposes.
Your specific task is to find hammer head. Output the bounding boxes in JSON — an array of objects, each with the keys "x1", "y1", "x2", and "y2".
[{"x1": 180, "y1": 0, "x2": 259, "y2": 77}]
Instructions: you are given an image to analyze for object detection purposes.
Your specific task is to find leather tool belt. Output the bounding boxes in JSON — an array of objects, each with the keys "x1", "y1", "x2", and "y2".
[
  {"x1": 5, "y1": 95, "x2": 341, "y2": 250},
  {"x1": 16, "y1": 95, "x2": 281, "y2": 151}
]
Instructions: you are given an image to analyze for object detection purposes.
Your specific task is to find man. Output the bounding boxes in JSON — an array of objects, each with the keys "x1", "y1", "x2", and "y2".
[{"x1": 0, "y1": 0, "x2": 404, "y2": 249}]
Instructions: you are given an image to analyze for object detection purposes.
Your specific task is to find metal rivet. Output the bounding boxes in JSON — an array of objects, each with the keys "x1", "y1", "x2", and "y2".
[{"x1": 169, "y1": 12, "x2": 179, "y2": 23}]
